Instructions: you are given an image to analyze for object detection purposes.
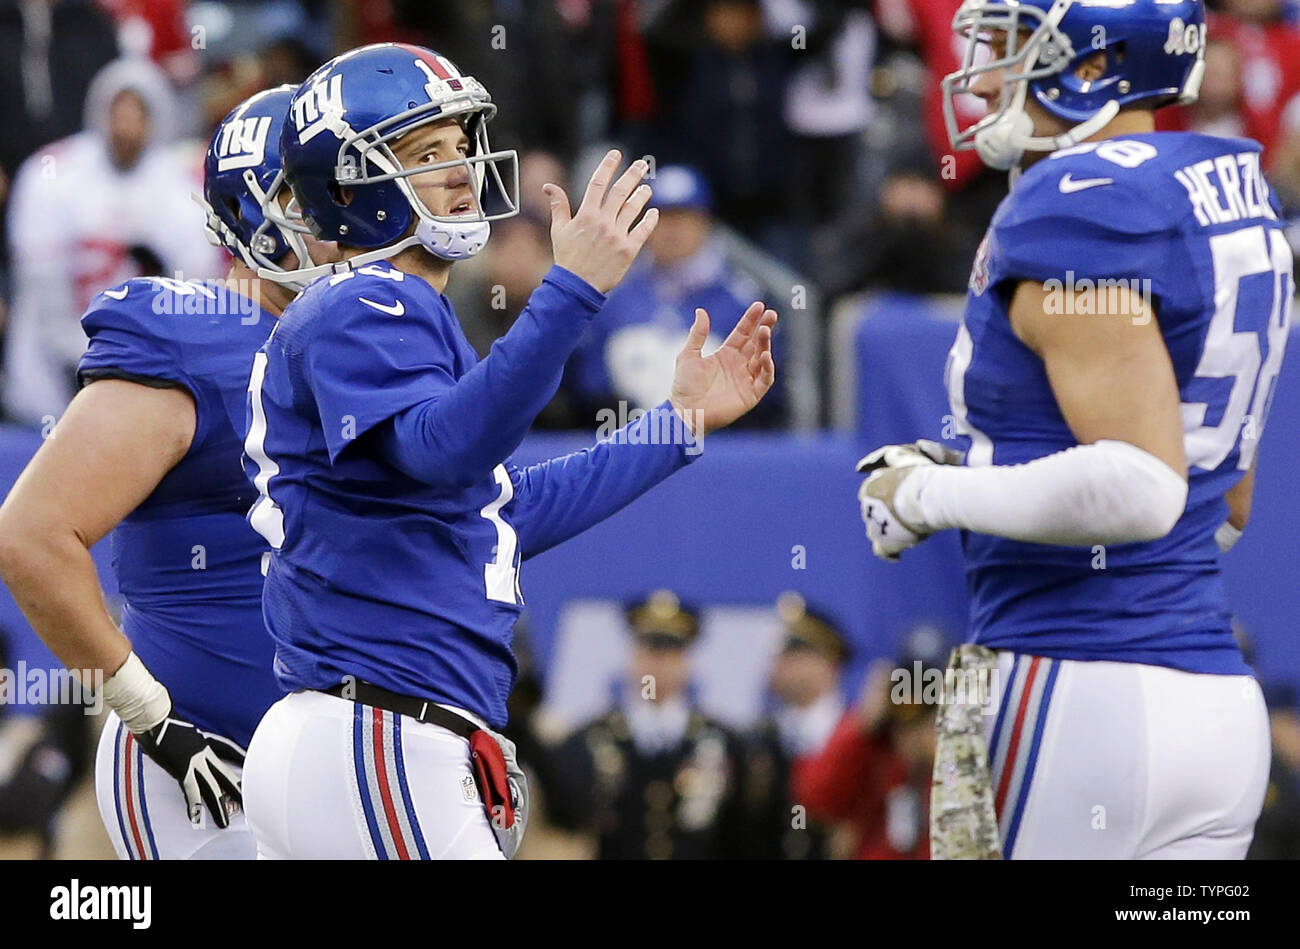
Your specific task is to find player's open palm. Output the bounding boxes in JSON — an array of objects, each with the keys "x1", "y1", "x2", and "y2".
[
  {"x1": 670, "y1": 302, "x2": 777, "y2": 437},
  {"x1": 544, "y1": 149, "x2": 658, "y2": 294}
]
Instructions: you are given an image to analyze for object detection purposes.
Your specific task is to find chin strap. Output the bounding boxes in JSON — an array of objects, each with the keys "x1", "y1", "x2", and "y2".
[
  {"x1": 257, "y1": 235, "x2": 419, "y2": 284},
  {"x1": 415, "y1": 217, "x2": 491, "y2": 261},
  {"x1": 256, "y1": 221, "x2": 490, "y2": 286},
  {"x1": 1021, "y1": 99, "x2": 1122, "y2": 154},
  {"x1": 974, "y1": 78, "x2": 1122, "y2": 171}
]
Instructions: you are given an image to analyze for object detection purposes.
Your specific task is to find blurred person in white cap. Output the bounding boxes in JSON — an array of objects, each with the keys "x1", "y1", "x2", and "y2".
[{"x1": 3, "y1": 55, "x2": 220, "y2": 425}]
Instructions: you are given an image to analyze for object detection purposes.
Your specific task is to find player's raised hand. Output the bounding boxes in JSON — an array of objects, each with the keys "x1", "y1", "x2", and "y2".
[
  {"x1": 669, "y1": 302, "x2": 777, "y2": 438},
  {"x1": 543, "y1": 149, "x2": 659, "y2": 294}
]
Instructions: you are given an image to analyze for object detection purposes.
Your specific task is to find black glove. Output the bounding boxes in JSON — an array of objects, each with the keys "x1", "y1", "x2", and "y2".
[{"x1": 134, "y1": 712, "x2": 244, "y2": 829}]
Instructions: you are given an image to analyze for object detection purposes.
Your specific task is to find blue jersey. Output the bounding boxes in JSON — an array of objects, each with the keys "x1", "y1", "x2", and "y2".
[
  {"x1": 947, "y1": 133, "x2": 1293, "y2": 675},
  {"x1": 78, "y1": 278, "x2": 284, "y2": 746},
  {"x1": 246, "y1": 262, "x2": 698, "y2": 728}
]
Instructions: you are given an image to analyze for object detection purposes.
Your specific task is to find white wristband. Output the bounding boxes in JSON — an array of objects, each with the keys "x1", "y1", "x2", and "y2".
[
  {"x1": 1215, "y1": 521, "x2": 1243, "y2": 553},
  {"x1": 101, "y1": 652, "x2": 172, "y2": 734},
  {"x1": 896, "y1": 440, "x2": 1188, "y2": 547}
]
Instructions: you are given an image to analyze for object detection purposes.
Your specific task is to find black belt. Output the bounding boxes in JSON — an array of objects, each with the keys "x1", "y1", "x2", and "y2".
[{"x1": 321, "y1": 680, "x2": 480, "y2": 739}]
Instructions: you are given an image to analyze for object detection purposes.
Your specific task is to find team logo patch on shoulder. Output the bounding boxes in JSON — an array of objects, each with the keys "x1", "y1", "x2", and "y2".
[{"x1": 969, "y1": 233, "x2": 992, "y2": 296}]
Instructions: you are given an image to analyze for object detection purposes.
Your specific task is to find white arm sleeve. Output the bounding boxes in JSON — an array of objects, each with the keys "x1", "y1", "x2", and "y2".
[{"x1": 895, "y1": 439, "x2": 1188, "y2": 546}]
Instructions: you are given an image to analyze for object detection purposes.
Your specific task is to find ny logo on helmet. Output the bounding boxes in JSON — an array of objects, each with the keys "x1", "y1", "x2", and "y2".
[
  {"x1": 292, "y1": 74, "x2": 347, "y2": 145},
  {"x1": 216, "y1": 116, "x2": 273, "y2": 172}
]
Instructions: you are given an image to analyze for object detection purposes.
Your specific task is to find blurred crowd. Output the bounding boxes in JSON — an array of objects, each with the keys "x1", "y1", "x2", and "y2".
[
  {"x1": 0, "y1": 0, "x2": 1298, "y2": 859},
  {"x1": 6, "y1": 0, "x2": 1300, "y2": 428}
]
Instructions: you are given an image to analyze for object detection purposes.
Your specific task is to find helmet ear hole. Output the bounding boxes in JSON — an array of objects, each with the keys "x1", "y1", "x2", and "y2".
[
  {"x1": 327, "y1": 181, "x2": 354, "y2": 207},
  {"x1": 224, "y1": 197, "x2": 242, "y2": 221}
]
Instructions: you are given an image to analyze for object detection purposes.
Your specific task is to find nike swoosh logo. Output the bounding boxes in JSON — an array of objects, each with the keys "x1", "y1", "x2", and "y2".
[
  {"x1": 359, "y1": 297, "x2": 405, "y2": 316},
  {"x1": 103, "y1": 286, "x2": 129, "y2": 300},
  {"x1": 1059, "y1": 173, "x2": 1114, "y2": 194}
]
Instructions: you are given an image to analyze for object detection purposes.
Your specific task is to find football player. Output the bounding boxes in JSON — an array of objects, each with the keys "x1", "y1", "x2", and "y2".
[
  {"x1": 239, "y1": 43, "x2": 777, "y2": 859},
  {"x1": 0, "y1": 86, "x2": 335, "y2": 859},
  {"x1": 857, "y1": 0, "x2": 1290, "y2": 858}
]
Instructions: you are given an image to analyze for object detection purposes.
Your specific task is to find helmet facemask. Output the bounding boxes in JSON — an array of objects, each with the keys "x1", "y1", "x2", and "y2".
[
  {"x1": 252, "y1": 169, "x2": 318, "y2": 289},
  {"x1": 196, "y1": 167, "x2": 316, "y2": 291},
  {"x1": 357, "y1": 102, "x2": 520, "y2": 262}
]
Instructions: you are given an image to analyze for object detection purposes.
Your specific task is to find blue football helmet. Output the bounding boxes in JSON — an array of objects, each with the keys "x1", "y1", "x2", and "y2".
[
  {"x1": 271, "y1": 42, "x2": 519, "y2": 283},
  {"x1": 942, "y1": 0, "x2": 1207, "y2": 170},
  {"x1": 199, "y1": 85, "x2": 315, "y2": 289}
]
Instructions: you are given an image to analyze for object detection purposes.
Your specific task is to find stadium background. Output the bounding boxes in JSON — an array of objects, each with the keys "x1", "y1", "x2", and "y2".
[{"x1": 0, "y1": 0, "x2": 1297, "y2": 859}]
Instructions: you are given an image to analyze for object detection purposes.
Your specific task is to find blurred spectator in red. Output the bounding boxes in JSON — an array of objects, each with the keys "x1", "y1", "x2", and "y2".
[
  {"x1": 874, "y1": 0, "x2": 978, "y2": 192},
  {"x1": 793, "y1": 624, "x2": 948, "y2": 859},
  {"x1": 96, "y1": 0, "x2": 196, "y2": 83},
  {"x1": 564, "y1": 165, "x2": 790, "y2": 429},
  {"x1": 1208, "y1": 0, "x2": 1300, "y2": 164},
  {"x1": 747, "y1": 592, "x2": 849, "y2": 858},
  {"x1": 3, "y1": 56, "x2": 219, "y2": 424},
  {"x1": 1247, "y1": 682, "x2": 1300, "y2": 858}
]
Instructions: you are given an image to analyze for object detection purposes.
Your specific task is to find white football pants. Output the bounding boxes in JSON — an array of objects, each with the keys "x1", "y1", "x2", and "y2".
[
  {"x1": 94, "y1": 711, "x2": 256, "y2": 860},
  {"x1": 242, "y1": 690, "x2": 503, "y2": 859},
  {"x1": 983, "y1": 652, "x2": 1270, "y2": 859}
]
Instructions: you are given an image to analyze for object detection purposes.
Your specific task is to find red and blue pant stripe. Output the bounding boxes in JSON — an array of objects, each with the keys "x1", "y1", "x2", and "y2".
[
  {"x1": 988, "y1": 654, "x2": 1060, "y2": 858},
  {"x1": 352, "y1": 704, "x2": 430, "y2": 860},
  {"x1": 112, "y1": 722, "x2": 159, "y2": 860}
]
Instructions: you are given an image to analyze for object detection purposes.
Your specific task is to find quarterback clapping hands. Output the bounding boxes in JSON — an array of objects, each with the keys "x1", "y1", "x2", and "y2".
[{"x1": 855, "y1": 439, "x2": 963, "y2": 562}]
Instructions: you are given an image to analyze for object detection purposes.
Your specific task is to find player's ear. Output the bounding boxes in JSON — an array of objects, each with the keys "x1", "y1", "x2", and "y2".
[{"x1": 1074, "y1": 51, "x2": 1108, "y2": 83}]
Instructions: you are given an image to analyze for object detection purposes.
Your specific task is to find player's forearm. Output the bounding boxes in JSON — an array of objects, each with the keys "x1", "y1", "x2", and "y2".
[
  {"x1": 383, "y1": 266, "x2": 605, "y2": 486},
  {"x1": 897, "y1": 439, "x2": 1188, "y2": 546},
  {"x1": 0, "y1": 522, "x2": 131, "y2": 676},
  {"x1": 510, "y1": 402, "x2": 701, "y2": 558}
]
